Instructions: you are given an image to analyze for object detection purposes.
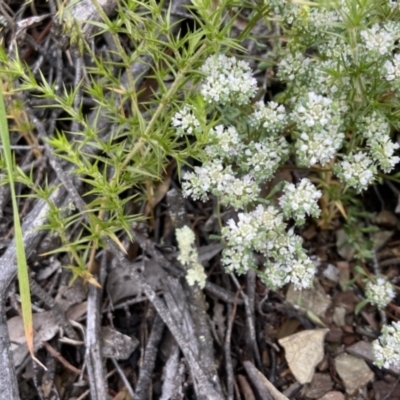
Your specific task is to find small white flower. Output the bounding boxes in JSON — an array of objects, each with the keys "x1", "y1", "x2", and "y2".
[
  {"x1": 261, "y1": 230, "x2": 315, "y2": 290},
  {"x1": 291, "y1": 92, "x2": 344, "y2": 166},
  {"x1": 176, "y1": 226, "x2": 207, "y2": 288},
  {"x1": 295, "y1": 129, "x2": 344, "y2": 167},
  {"x1": 201, "y1": 54, "x2": 257, "y2": 105},
  {"x1": 373, "y1": 321, "x2": 400, "y2": 369},
  {"x1": 291, "y1": 92, "x2": 339, "y2": 130},
  {"x1": 334, "y1": 152, "x2": 377, "y2": 192},
  {"x1": 217, "y1": 174, "x2": 259, "y2": 209},
  {"x1": 368, "y1": 135, "x2": 400, "y2": 173},
  {"x1": 221, "y1": 247, "x2": 256, "y2": 274},
  {"x1": 248, "y1": 101, "x2": 287, "y2": 134},
  {"x1": 182, "y1": 160, "x2": 259, "y2": 209},
  {"x1": 383, "y1": 54, "x2": 400, "y2": 81},
  {"x1": 360, "y1": 24, "x2": 394, "y2": 56},
  {"x1": 365, "y1": 277, "x2": 395, "y2": 310},
  {"x1": 222, "y1": 212, "x2": 260, "y2": 250},
  {"x1": 279, "y1": 179, "x2": 322, "y2": 225},
  {"x1": 241, "y1": 137, "x2": 290, "y2": 182},
  {"x1": 358, "y1": 112, "x2": 390, "y2": 140},
  {"x1": 205, "y1": 125, "x2": 244, "y2": 161},
  {"x1": 181, "y1": 159, "x2": 224, "y2": 201},
  {"x1": 171, "y1": 105, "x2": 200, "y2": 136}
]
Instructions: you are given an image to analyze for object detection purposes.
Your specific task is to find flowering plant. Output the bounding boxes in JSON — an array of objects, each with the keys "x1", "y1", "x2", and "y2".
[
  {"x1": 171, "y1": 0, "x2": 400, "y2": 367},
  {"x1": 365, "y1": 277, "x2": 395, "y2": 310},
  {"x1": 373, "y1": 322, "x2": 400, "y2": 369},
  {"x1": 172, "y1": 0, "x2": 400, "y2": 289}
]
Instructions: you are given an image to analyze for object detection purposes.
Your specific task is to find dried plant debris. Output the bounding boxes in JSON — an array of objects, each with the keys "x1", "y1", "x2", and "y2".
[
  {"x1": 1, "y1": 0, "x2": 400, "y2": 398},
  {"x1": 8, "y1": 312, "x2": 60, "y2": 367},
  {"x1": 335, "y1": 353, "x2": 374, "y2": 395},
  {"x1": 100, "y1": 326, "x2": 138, "y2": 360},
  {"x1": 278, "y1": 329, "x2": 329, "y2": 384}
]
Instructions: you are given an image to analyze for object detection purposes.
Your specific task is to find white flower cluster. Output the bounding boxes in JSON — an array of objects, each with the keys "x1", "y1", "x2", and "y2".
[
  {"x1": 307, "y1": 61, "x2": 346, "y2": 99},
  {"x1": 357, "y1": 112, "x2": 400, "y2": 174},
  {"x1": 279, "y1": 179, "x2": 322, "y2": 226},
  {"x1": 278, "y1": 52, "x2": 311, "y2": 82},
  {"x1": 182, "y1": 122, "x2": 290, "y2": 207},
  {"x1": 171, "y1": 105, "x2": 200, "y2": 136},
  {"x1": 218, "y1": 174, "x2": 259, "y2": 209},
  {"x1": 373, "y1": 322, "x2": 400, "y2": 369},
  {"x1": 277, "y1": 52, "x2": 311, "y2": 99},
  {"x1": 177, "y1": 55, "x2": 318, "y2": 291},
  {"x1": 291, "y1": 92, "x2": 344, "y2": 166},
  {"x1": 334, "y1": 152, "x2": 377, "y2": 192},
  {"x1": 205, "y1": 125, "x2": 244, "y2": 161},
  {"x1": 273, "y1": 8, "x2": 400, "y2": 187},
  {"x1": 241, "y1": 137, "x2": 289, "y2": 182},
  {"x1": 384, "y1": 53, "x2": 400, "y2": 82},
  {"x1": 268, "y1": 0, "x2": 300, "y2": 25},
  {"x1": 263, "y1": 243, "x2": 315, "y2": 290},
  {"x1": 248, "y1": 101, "x2": 287, "y2": 134},
  {"x1": 200, "y1": 54, "x2": 257, "y2": 105},
  {"x1": 221, "y1": 205, "x2": 315, "y2": 289},
  {"x1": 182, "y1": 159, "x2": 259, "y2": 209},
  {"x1": 178, "y1": 55, "x2": 291, "y2": 209},
  {"x1": 365, "y1": 277, "x2": 395, "y2": 309},
  {"x1": 331, "y1": 110, "x2": 400, "y2": 188},
  {"x1": 176, "y1": 226, "x2": 207, "y2": 288},
  {"x1": 181, "y1": 159, "x2": 224, "y2": 202},
  {"x1": 291, "y1": 91, "x2": 340, "y2": 135},
  {"x1": 368, "y1": 136, "x2": 400, "y2": 174},
  {"x1": 307, "y1": 7, "x2": 341, "y2": 38},
  {"x1": 267, "y1": 0, "x2": 400, "y2": 371},
  {"x1": 360, "y1": 24, "x2": 395, "y2": 57},
  {"x1": 358, "y1": 112, "x2": 391, "y2": 140}
]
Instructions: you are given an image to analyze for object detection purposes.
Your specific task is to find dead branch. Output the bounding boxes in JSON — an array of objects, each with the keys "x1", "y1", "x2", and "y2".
[{"x1": 103, "y1": 236, "x2": 223, "y2": 400}]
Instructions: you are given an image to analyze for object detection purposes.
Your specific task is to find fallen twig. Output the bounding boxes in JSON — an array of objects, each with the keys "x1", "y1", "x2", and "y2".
[
  {"x1": 85, "y1": 252, "x2": 108, "y2": 400},
  {"x1": 134, "y1": 312, "x2": 164, "y2": 400},
  {"x1": 104, "y1": 236, "x2": 223, "y2": 400}
]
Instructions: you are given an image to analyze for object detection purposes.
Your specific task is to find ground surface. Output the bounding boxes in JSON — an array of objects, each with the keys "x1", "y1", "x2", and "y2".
[{"x1": 1, "y1": 1, "x2": 400, "y2": 399}]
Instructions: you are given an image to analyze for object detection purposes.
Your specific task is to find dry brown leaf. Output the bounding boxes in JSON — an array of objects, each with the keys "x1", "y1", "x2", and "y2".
[
  {"x1": 302, "y1": 373, "x2": 332, "y2": 399},
  {"x1": 66, "y1": 301, "x2": 88, "y2": 321},
  {"x1": 107, "y1": 258, "x2": 167, "y2": 305},
  {"x1": 286, "y1": 279, "x2": 331, "y2": 318},
  {"x1": 55, "y1": 279, "x2": 87, "y2": 310},
  {"x1": 336, "y1": 229, "x2": 355, "y2": 260},
  {"x1": 101, "y1": 326, "x2": 138, "y2": 359},
  {"x1": 335, "y1": 353, "x2": 374, "y2": 395},
  {"x1": 279, "y1": 329, "x2": 329, "y2": 384},
  {"x1": 371, "y1": 210, "x2": 398, "y2": 228},
  {"x1": 372, "y1": 230, "x2": 394, "y2": 250},
  {"x1": 8, "y1": 311, "x2": 60, "y2": 367}
]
